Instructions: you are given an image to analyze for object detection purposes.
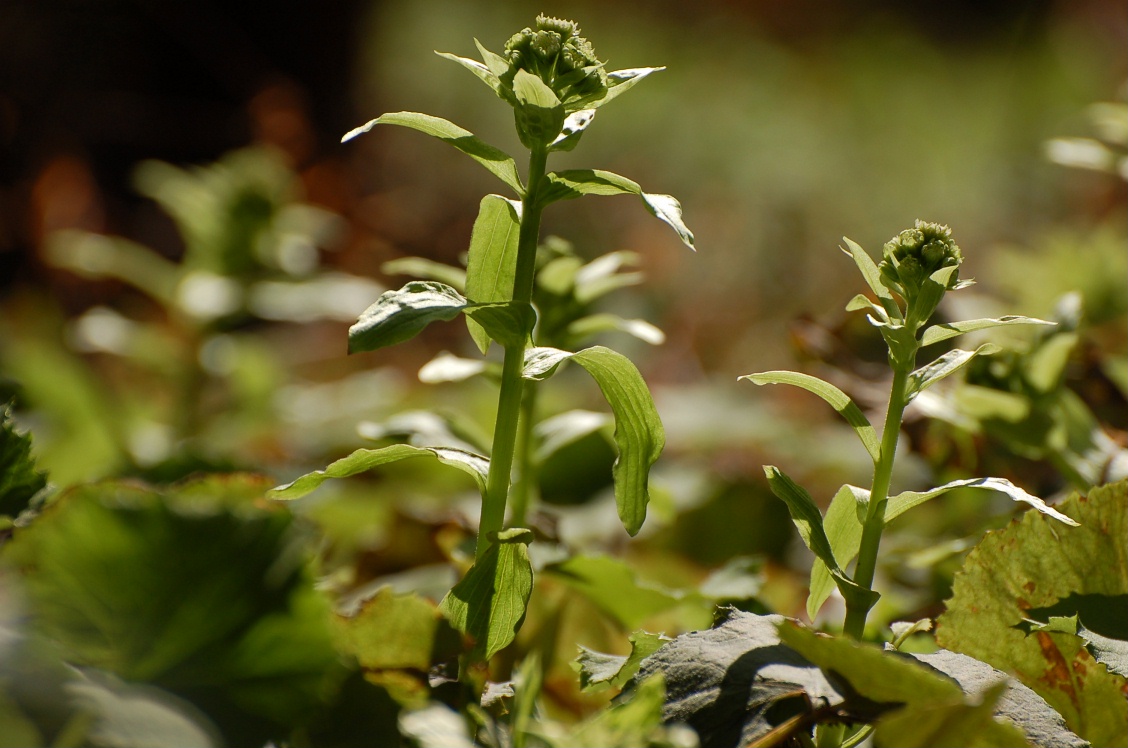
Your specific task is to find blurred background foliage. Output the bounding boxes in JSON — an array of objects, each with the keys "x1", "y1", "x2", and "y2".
[{"x1": 0, "y1": 0, "x2": 1125, "y2": 745}]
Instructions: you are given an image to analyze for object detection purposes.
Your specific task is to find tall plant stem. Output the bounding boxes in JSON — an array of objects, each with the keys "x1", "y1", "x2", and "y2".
[
  {"x1": 476, "y1": 147, "x2": 549, "y2": 558},
  {"x1": 843, "y1": 364, "x2": 911, "y2": 639},
  {"x1": 509, "y1": 385, "x2": 539, "y2": 528}
]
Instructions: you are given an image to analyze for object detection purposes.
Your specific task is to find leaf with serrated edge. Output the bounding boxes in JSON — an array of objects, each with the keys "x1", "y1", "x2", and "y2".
[
  {"x1": 539, "y1": 169, "x2": 694, "y2": 251},
  {"x1": 439, "y1": 528, "x2": 534, "y2": 660},
  {"x1": 742, "y1": 372, "x2": 880, "y2": 464},
  {"x1": 342, "y1": 112, "x2": 523, "y2": 195},
  {"x1": 268, "y1": 444, "x2": 488, "y2": 500},
  {"x1": 465, "y1": 195, "x2": 522, "y2": 352},
  {"x1": 937, "y1": 481, "x2": 1127, "y2": 747},
  {"x1": 920, "y1": 316, "x2": 1054, "y2": 347},
  {"x1": 905, "y1": 344, "x2": 1001, "y2": 402}
]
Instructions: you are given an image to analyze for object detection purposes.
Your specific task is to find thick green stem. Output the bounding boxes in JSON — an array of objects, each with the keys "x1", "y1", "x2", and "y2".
[
  {"x1": 509, "y1": 385, "x2": 539, "y2": 527},
  {"x1": 843, "y1": 364, "x2": 911, "y2": 639},
  {"x1": 476, "y1": 147, "x2": 549, "y2": 558}
]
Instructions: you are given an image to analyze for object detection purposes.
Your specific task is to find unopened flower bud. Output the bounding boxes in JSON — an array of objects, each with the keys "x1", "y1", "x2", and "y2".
[
  {"x1": 502, "y1": 15, "x2": 607, "y2": 110},
  {"x1": 879, "y1": 220, "x2": 962, "y2": 305}
]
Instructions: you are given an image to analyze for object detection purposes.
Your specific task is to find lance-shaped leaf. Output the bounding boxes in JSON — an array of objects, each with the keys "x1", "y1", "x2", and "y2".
[
  {"x1": 439, "y1": 528, "x2": 534, "y2": 660},
  {"x1": 841, "y1": 237, "x2": 903, "y2": 322},
  {"x1": 938, "y1": 481, "x2": 1127, "y2": 747},
  {"x1": 567, "y1": 314, "x2": 665, "y2": 346},
  {"x1": 599, "y1": 67, "x2": 665, "y2": 107},
  {"x1": 920, "y1": 315, "x2": 1055, "y2": 347},
  {"x1": 342, "y1": 112, "x2": 523, "y2": 195},
  {"x1": 905, "y1": 343, "x2": 1002, "y2": 402},
  {"x1": 435, "y1": 50, "x2": 502, "y2": 95},
  {"x1": 763, "y1": 467, "x2": 877, "y2": 612},
  {"x1": 349, "y1": 282, "x2": 468, "y2": 354},
  {"x1": 268, "y1": 443, "x2": 489, "y2": 500},
  {"x1": 538, "y1": 169, "x2": 695, "y2": 251},
  {"x1": 465, "y1": 195, "x2": 522, "y2": 353},
  {"x1": 523, "y1": 346, "x2": 664, "y2": 536},
  {"x1": 887, "y1": 477, "x2": 1078, "y2": 527},
  {"x1": 741, "y1": 371, "x2": 881, "y2": 464}
]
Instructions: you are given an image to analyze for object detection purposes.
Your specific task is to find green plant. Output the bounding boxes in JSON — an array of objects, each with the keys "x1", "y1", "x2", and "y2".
[{"x1": 270, "y1": 15, "x2": 693, "y2": 682}]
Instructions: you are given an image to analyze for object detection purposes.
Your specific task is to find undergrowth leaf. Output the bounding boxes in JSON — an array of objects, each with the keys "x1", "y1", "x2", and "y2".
[{"x1": 0, "y1": 403, "x2": 47, "y2": 520}]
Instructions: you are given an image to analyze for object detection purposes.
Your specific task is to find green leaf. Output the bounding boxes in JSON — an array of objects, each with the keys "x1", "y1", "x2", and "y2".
[
  {"x1": 0, "y1": 403, "x2": 47, "y2": 519},
  {"x1": 741, "y1": 371, "x2": 881, "y2": 463},
  {"x1": 381, "y1": 257, "x2": 466, "y2": 291},
  {"x1": 3, "y1": 476, "x2": 340, "y2": 737},
  {"x1": 808, "y1": 484, "x2": 870, "y2": 621},
  {"x1": 342, "y1": 112, "x2": 523, "y2": 195},
  {"x1": 434, "y1": 50, "x2": 501, "y2": 95},
  {"x1": 549, "y1": 109, "x2": 596, "y2": 152},
  {"x1": 332, "y1": 587, "x2": 460, "y2": 706},
  {"x1": 542, "y1": 346, "x2": 666, "y2": 536},
  {"x1": 905, "y1": 344, "x2": 1001, "y2": 402},
  {"x1": 575, "y1": 630, "x2": 671, "y2": 692},
  {"x1": 597, "y1": 67, "x2": 665, "y2": 108},
  {"x1": 439, "y1": 527, "x2": 534, "y2": 660},
  {"x1": 268, "y1": 443, "x2": 488, "y2": 500},
  {"x1": 464, "y1": 195, "x2": 522, "y2": 353},
  {"x1": 463, "y1": 302, "x2": 535, "y2": 350},
  {"x1": 887, "y1": 477, "x2": 1078, "y2": 526},
  {"x1": 511, "y1": 69, "x2": 565, "y2": 150},
  {"x1": 763, "y1": 467, "x2": 877, "y2": 612},
  {"x1": 841, "y1": 237, "x2": 902, "y2": 322},
  {"x1": 539, "y1": 169, "x2": 695, "y2": 251},
  {"x1": 566, "y1": 314, "x2": 665, "y2": 346},
  {"x1": 937, "y1": 480, "x2": 1128, "y2": 747},
  {"x1": 544, "y1": 554, "x2": 683, "y2": 631},
  {"x1": 348, "y1": 281, "x2": 468, "y2": 354},
  {"x1": 567, "y1": 674, "x2": 672, "y2": 748},
  {"x1": 572, "y1": 250, "x2": 644, "y2": 303},
  {"x1": 418, "y1": 351, "x2": 491, "y2": 384},
  {"x1": 873, "y1": 682, "x2": 1028, "y2": 748},
  {"x1": 920, "y1": 315, "x2": 1055, "y2": 347}
]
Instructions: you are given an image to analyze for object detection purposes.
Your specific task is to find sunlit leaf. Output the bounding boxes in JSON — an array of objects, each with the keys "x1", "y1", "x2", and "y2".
[
  {"x1": 741, "y1": 371, "x2": 881, "y2": 463},
  {"x1": 567, "y1": 674, "x2": 673, "y2": 748},
  {"x1": 841, "y1": 237, "x2": 902, "y2": 322},
  {"x1": 342, "y1": 112, "x2": 523, "y2": 195},
  {"x1": 937, "y1": 480, "x2": 1128, "y2": 747},
  {"x1": 549, "y1": 109, "x2": 596, "y2": 152},
  {"x1": 920, "y1": 316, "x2": 1055, "y2": 347},
  {"x1": 465, "y1": 195, "x2": 522, "y2": 352},
  {"x1": 808, "y1": 484, "x2": 869, "y2": 621},
  {"x1": 348, "y1": 281, "x2": 469, "y2": 354},
  {"x1": 544, "y1": 554, "x2": 683, "y2": 630},
  {"x1": 539, "y1": 170, "x2": 695, "y2": 251},
  {"x1": 887, "y1": 477, "x2": 1078, "y2": 526},
  {"x1": 566, "y1": 314, "x2": 665, "y2": 345},
  {"x1": 463, "y1": 302, "x2": 535, "y2": 350},
  {"x1": 418, "y1": 351, "x2": 490, "y2": 384},
  {"x1": 268, "y1": 443, "x2": 489, "y2": 500},
  {"x1": 439, "y1": 528, "x2": 534, "y2": 660},
  {"x1": 381, "y1": 257, "x2": 467, "y2": 291},
  {"x1": 435, "y1": 50, "x2": 501, "y2": 94},
  {"x1": 597, "y1": 67, "x2": 665, "y2": 107},
  {"x1": 905, "y1": 344, "x2": 1001, "y2": 402}
]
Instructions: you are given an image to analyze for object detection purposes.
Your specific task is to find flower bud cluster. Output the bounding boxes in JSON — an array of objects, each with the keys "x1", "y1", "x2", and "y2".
[
  {"x1": 503, "y1": 15, "x2": 607, "y2": 107},
  {"x1": 879, "y1": 220, "x2": 962, "y2": 305}
]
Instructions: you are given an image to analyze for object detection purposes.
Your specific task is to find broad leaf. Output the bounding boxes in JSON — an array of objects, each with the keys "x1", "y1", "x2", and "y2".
[
  {"x1": 0, "y1": 403, "x2": 47, "y2": 519},
  {"x1": 539, "y1": 169, "x2": 695, "y2": 251},
  {"x1": 905, "y1": 344, "x2": 1001, "y2": 402},
  {"x1": 920, "y1": 315, "x2": 1055, "y2": 347},
  {"x1": 3, "y1": 476, "x2": 340, "y2": 740},
  {"x1": 348, "y1": 281, "x2": 468, "y2": 354},
  {"x1": 463, "y1": 302, "x2": 534, "y2": 349},
  {"x1": 741, "y1": 371, "x2": 881, "y2": 463},
  {"x1": 937, "y1": 480, "x2": 1128, "y2": 748},
  {"x1": 439, "y1": 528, "x2": 534, "y2": 660},
  {"x1": 268, "y1": 443, "x2": 489, "y2": 500},
  {"x1": 575, "y1": 631, "x2": 671, "y2": 692},
  {"x1": 544, "y1": 554, "x2": 683, "y2": 630},
  {"x1": 333, "y1": 587, "x2": 460, "y2": 706},
  {"x1": 342, "y1": 112, "x2": 523, "y2": 195},
  {"x1": 464, "y1": 195, "x2": 522, "y2": 352}
]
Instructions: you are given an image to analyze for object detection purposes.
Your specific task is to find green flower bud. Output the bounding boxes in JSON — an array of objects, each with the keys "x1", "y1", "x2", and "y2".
[
  {"x1": 879, "y1": 220, "x2": 962, "y2": 305},
  {"x1": 501, "y1": 15, "x2": 607, "y2": 110}
]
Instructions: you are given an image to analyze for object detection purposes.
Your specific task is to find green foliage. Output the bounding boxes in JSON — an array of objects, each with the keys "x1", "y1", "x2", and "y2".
[
  {"x1": 938, "y1": 480, "x2": 1128, "y2": 747},
  {"x1": 0, "y1": 403, "x2": 47, "y2": 521}
]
